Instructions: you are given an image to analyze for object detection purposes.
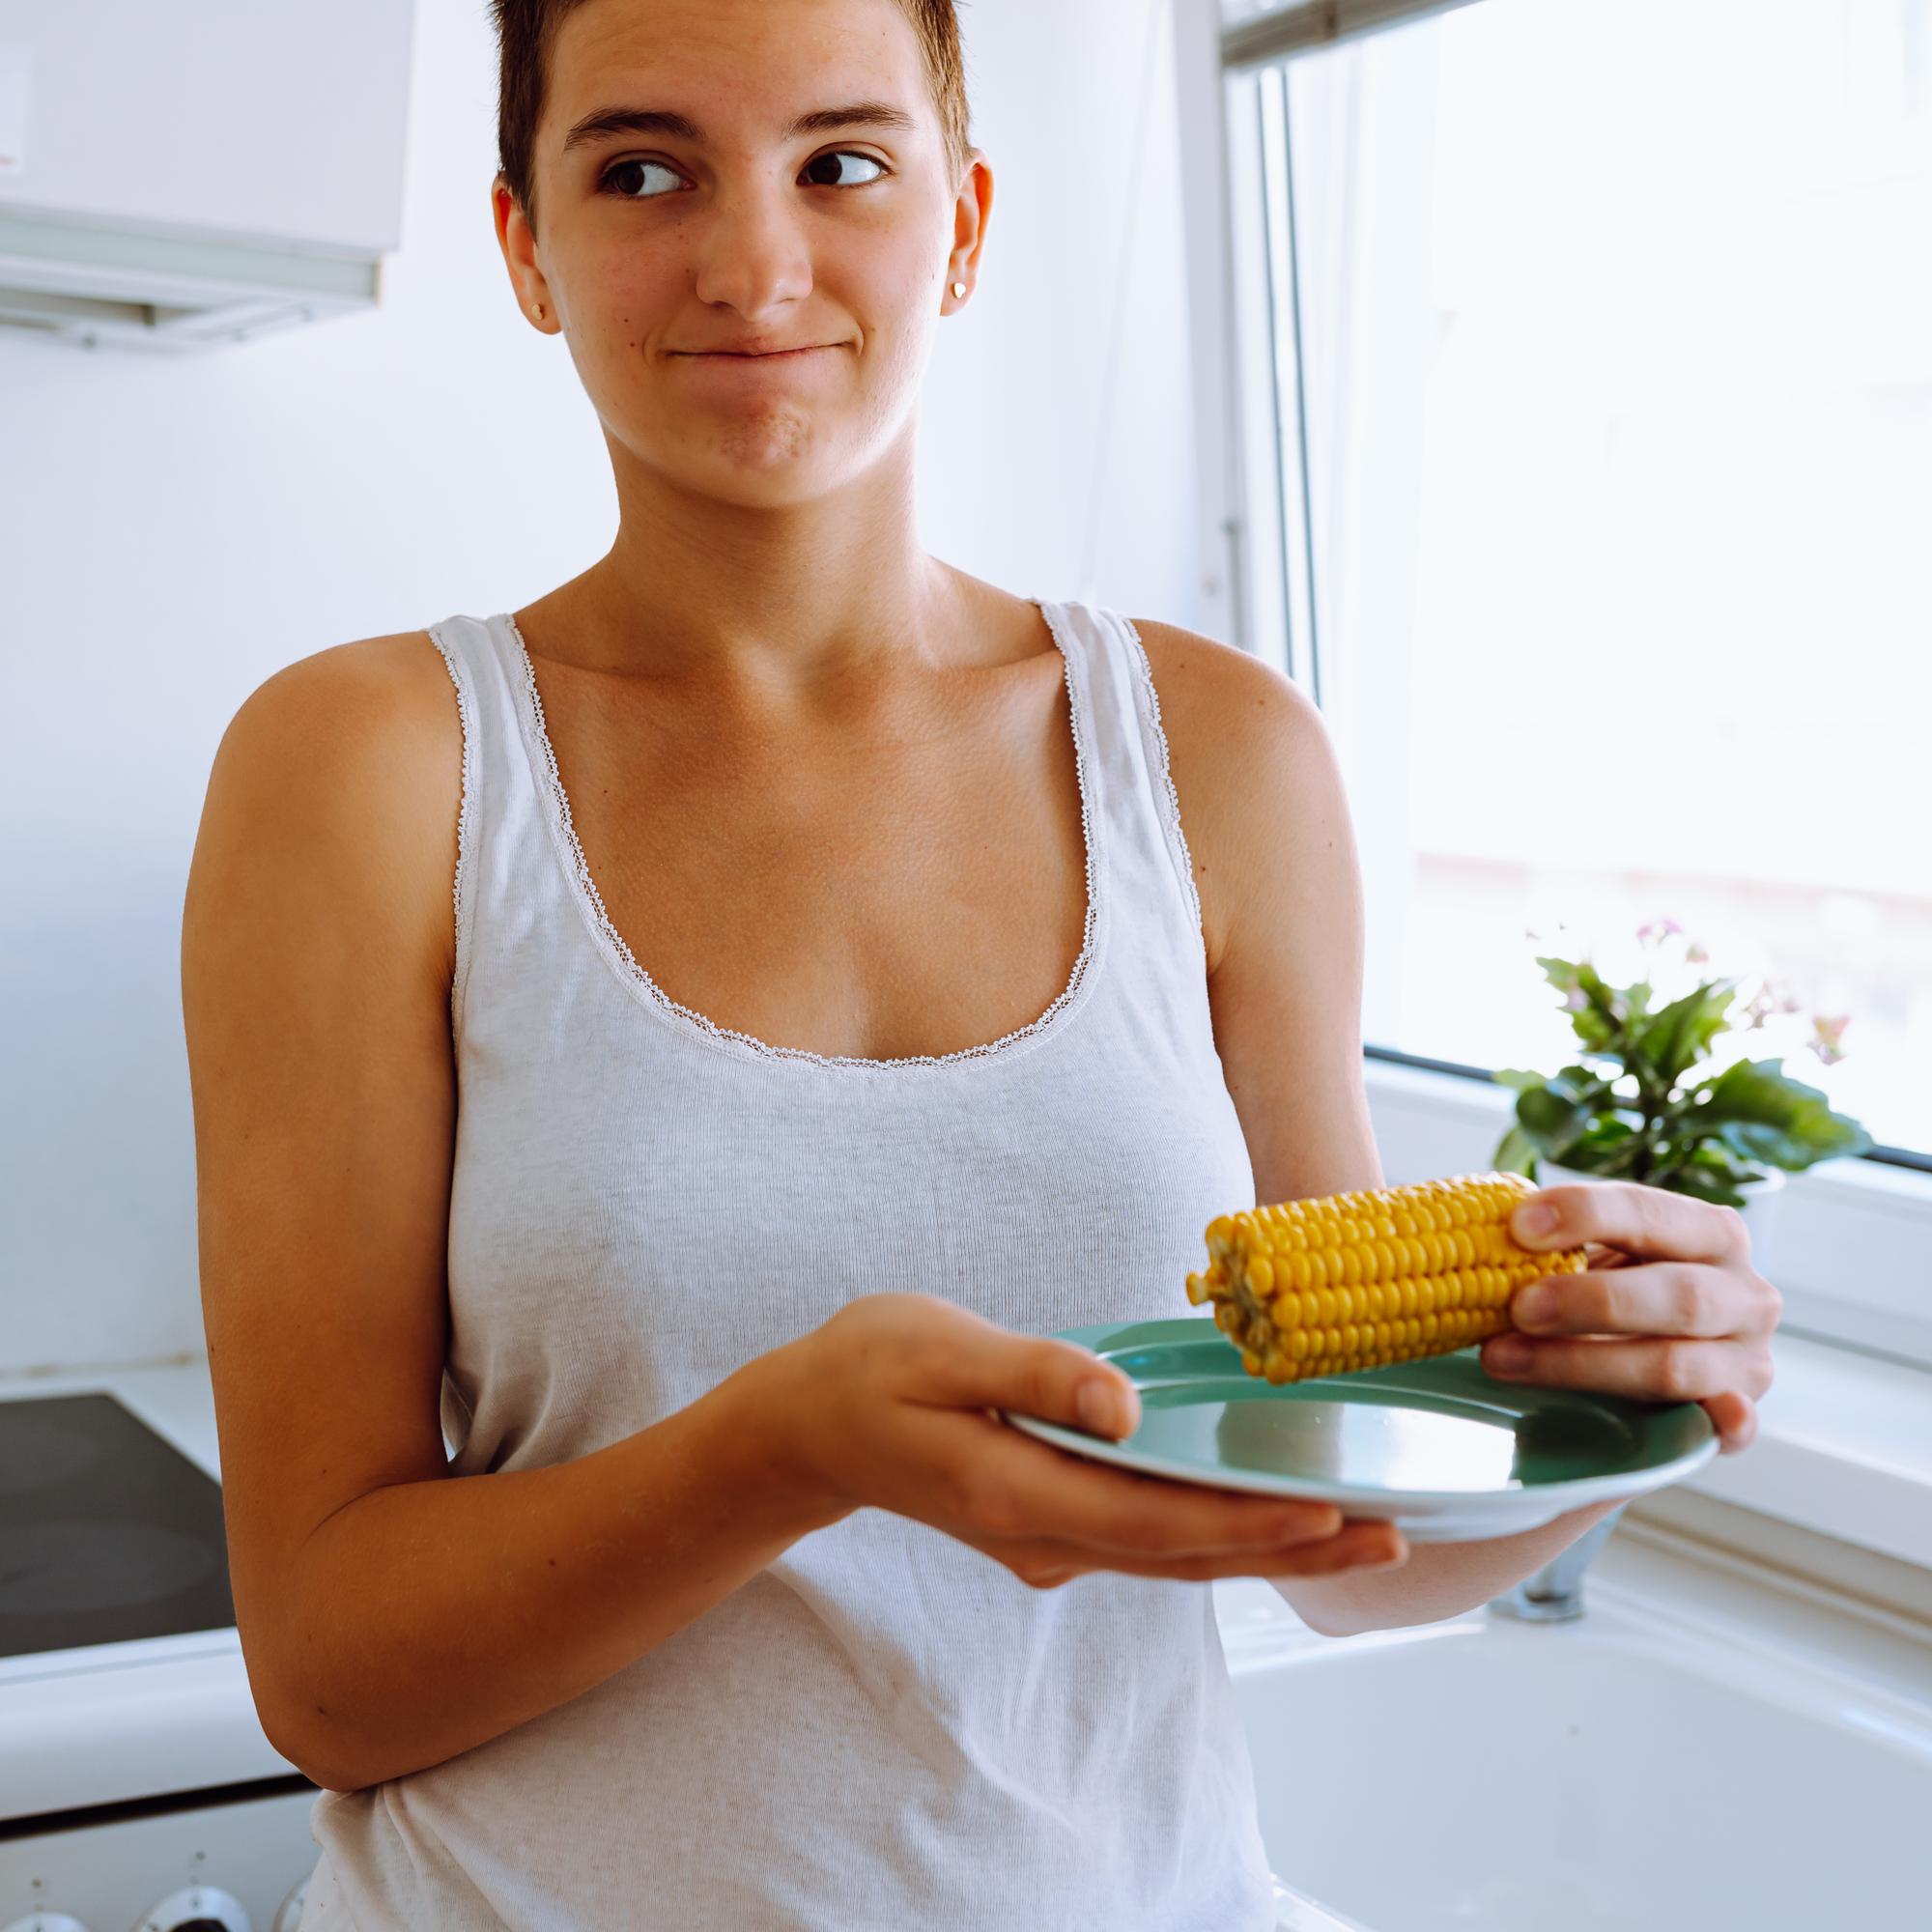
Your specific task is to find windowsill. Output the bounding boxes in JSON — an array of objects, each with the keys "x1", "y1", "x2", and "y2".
[
  {"x1": 1361, "y1": 1054, "x2": 1932, "y2": 1577},
  {"x1": 1682, "y1": 1329, "x2": 1932, "y2": 1571}
]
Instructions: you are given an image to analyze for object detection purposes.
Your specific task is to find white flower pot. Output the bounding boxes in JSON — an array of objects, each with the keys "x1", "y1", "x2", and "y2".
[{"x1": 1533, "y1": 1159, "x2": 1786, "y2": 1274}]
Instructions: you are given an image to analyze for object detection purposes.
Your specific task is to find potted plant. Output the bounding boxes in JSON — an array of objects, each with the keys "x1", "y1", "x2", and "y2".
[{"x1": 1489, "y1": 918, "x2": 1874, "y2": 1265}]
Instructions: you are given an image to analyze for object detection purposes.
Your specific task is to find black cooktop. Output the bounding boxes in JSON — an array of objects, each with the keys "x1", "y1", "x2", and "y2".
[{"x1": 0, "y1": 1392, "x2": 235, "y2": 1662}]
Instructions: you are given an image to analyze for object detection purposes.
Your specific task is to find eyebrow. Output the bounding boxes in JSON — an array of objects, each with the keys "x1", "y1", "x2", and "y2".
[{"x1": 561, "y1": 100, "x2": 920, "y2": 156}]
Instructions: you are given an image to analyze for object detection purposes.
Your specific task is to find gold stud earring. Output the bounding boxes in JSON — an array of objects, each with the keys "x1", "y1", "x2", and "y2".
[
  {"x1": 952, "y1": 281, "x2": 966, "y2": 298},
  {"x1": 531, "y1": 300, "x2": 545, "y2": 321}
]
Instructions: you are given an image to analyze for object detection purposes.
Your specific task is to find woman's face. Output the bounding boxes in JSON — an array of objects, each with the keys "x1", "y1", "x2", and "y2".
[{"x1": 496, "y1": 0, "x2": 989, "y2": 508}]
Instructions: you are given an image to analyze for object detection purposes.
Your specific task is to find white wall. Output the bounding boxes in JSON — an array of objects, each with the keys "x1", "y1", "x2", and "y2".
[{"x1": 0, "y1": 0, "x2": 1212, "y2": 1375}]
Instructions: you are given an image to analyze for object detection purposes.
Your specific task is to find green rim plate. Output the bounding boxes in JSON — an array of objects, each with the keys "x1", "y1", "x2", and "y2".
[{"x1": 998, "y1": 1316, "x2": 1719, "y2": 1542}]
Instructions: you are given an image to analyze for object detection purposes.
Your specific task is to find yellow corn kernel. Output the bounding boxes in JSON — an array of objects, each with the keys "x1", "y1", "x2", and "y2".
[{"x1": 1182, "y1": 1171, "x2": 1589, "y2": 1386}]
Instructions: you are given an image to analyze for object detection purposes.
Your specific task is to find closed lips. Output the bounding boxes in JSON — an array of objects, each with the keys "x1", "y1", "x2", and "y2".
[{"x1": 677, "y1": 343, "x2": 840, "y2": 357}]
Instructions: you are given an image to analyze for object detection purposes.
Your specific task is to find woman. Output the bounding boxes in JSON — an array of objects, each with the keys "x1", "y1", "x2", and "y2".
[{"x1": 181, "y1": 0, "x2": 1779, "y2": 1925}]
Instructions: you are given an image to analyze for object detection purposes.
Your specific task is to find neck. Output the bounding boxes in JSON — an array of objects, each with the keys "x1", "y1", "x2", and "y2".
[{"x1": 529, "y1": 430, "x2": 979, "y2": 716}]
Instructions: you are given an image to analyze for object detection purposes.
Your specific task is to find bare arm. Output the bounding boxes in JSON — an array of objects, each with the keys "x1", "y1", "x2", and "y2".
[
  {"x1": 281, "y1": 1352, "x2": 841, "y2": 1791},
  {"x1": 1132, "y1": 619, "x2": 1617, "y2": 1636},
  {"x1": 182, "y1": 639, "x2": 845, "y2": 1793},
  {"x1": 1264, "y1": 1497, "x2": 1625, "y2": 1636}
]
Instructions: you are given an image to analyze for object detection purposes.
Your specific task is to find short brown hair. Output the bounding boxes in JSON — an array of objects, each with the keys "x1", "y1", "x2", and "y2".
[{"x1": 490, "y1": 0, "x2": 974, "y2": 242}]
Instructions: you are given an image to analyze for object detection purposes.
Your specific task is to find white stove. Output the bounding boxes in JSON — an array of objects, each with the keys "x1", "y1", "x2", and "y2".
[{"x1": 0, "y1": 1359, "x2": 323, "y2": 1932}]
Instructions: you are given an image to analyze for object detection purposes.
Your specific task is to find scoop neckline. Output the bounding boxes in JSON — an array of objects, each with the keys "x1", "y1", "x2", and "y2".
[{"x1": 494, "y1": 597, "x2": 1108, "y2": 1073}]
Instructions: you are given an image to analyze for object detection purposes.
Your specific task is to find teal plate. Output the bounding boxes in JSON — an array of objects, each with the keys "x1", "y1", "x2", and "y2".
[{"x1": 999, "y1": 1316, "x2": 1719, "y2": 1543}]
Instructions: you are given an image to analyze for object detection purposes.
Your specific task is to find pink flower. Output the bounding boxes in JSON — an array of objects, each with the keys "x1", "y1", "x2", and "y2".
[
  {"x1": 1742, "y1": 978, "x2": 1804, "y2": 1029},
  {"x1": 1685, "y1": 941, "x2": 1709, "y2": 964},
  {"x1": 1635, "y1": 917, "x2": 1684, "y2": 947},
  {"x1": 1808, "y1": 1013, "x2": 1851, "y2": 1065}
]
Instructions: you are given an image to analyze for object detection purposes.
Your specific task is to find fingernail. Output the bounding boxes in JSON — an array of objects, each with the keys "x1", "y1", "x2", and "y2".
[
  {"x1": 1487, "y1": 1335, "x2": 1533, "y2": 1375},
  {"x1": 1355, "y1": 1526, "x2": 1406, "y2": 1568},
  {"x1": 1078, "y1": 1379, "x2": 1132, "y2": 1436},
  {"x1": 1514, "y1": 1283, "x2": 1554, "y2": 1327},
  {"x1": 1513, "y1": 1203, "x2": 1558, "y2": 1242}
]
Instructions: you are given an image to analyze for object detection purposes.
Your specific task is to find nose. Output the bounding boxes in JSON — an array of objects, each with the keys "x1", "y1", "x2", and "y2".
[{"x1": 691, "y1": 177, "x2": 815, "y2": 318}]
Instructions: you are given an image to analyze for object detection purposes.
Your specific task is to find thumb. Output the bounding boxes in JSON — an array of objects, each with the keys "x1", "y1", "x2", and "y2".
[
  {"x1": 931, "y1": 1316, "x2": 1142, "y2": 1439},
  {"x1": 1009, "y1": 1340, "x2": 1142, "y2": 1441},
  {"x1": 1703, "y1": 1390, "x2": 1756, "y2": 1453}
]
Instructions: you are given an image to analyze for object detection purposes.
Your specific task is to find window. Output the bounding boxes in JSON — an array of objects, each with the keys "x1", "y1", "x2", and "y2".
[{"x1": 1220, "y1": 0, "x2": 1932, "y2": 1177}]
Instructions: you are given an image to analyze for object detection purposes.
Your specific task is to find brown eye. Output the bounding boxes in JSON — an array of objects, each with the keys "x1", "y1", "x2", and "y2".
[
  {"x1": 598, "y1": 157, "x2": 682, "y2": 199},
  {"x1": 802, "y1": 151, "x2": 889, "y2": 188}
]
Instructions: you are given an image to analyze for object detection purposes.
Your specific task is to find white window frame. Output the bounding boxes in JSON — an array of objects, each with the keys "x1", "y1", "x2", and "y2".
[
  {"x1": 1175, "y1": 0, "x2": 1932, "y2": 1359},
  {"x1": 1170, "y1": 0, "x2": 1932, "y2": 1568}
]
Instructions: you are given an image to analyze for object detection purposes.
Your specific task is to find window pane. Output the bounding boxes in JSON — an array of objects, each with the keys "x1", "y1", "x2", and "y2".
[{"x1": 1267, "y1": 0, "x2": 1932, "y2": 1159}]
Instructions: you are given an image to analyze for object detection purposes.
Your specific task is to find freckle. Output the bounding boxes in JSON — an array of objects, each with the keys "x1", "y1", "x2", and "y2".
[{"x1": 316, "y1": 1705, "x2": 328, "y2": 1717}]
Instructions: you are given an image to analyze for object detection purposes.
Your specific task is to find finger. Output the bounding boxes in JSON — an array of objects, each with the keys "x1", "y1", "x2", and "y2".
[
  {"x1": 1269, "y1": 1518, "x2": 1407, "y2": 1577},
  {"x1": 1510, "y1": 1263, "x2": 1749, "y2": 1340},
  {"x1": 952, "y1": 1407, "x2": 1350, "y2": 1557},
  {"x1": 1479, "y1": 1332, "x2": 1753, "y2": 1404},
  {"x1": 1006, "y1": 1519, "x2": 1408, "y2": 1587},
  {"x1": 1702, "y1": 1390, "x2": 1758, "y2": 1453},
  {"x1": 1178, "y1": 1519, "x2": 1409, "y2": 1582},
  {"x1": 1579, "y1": 1240, "x2": 1637, "y2": 1269},
  {"x1": 1510, "y1": 1181, "x2": 1748, "y2": 1268}
]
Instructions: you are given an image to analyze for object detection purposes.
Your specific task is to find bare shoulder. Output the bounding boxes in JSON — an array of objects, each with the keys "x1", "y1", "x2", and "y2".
[
  {"x1": 250, "y1": 627, "x2": 456, "y2": 744},
  {"x1": 228, "y1": 629, "x2": 461, "y2": 842},
  {"x1": 221, "y1": 634, "x2": 458, "y2": 800},
  {"x1": 1123, "y1": 615, "x2": 1316, "y2": 740},
  {"x1": 203, "y1": 628, "x2": 466, "y2": 983},
  {"x1": 1123, "y1": 616, "x2": 1334, "y2": 978}
]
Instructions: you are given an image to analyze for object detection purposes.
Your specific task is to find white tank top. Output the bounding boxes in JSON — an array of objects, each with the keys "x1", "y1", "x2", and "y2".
[{"x1": 301, "y1": 596, "x2": 1278, "y2": 1930}]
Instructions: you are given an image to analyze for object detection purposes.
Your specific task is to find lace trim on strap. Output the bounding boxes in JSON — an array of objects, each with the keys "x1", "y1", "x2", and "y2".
[
  {"x1": 501, "y1": 601, "x2": 1103, "y2": 1072},
  {"x1": 1116, "y1": 616, "x2": 1207, "y2": 952},
  {"x1": 425, "y1": 621, "x2": 478, "y2": 1035}
]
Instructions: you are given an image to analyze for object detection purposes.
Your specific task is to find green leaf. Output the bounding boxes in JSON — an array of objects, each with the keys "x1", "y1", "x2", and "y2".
[
  {"x1": 1649, "y1": 1139, "x2": 1764, "y2": 1200},
  {"x1": 1656, "y1": 1166, "x2": 1753, "y2": 1208},
  {"x1": 1492, "y1": 1122, "x2": 1540, "y2": 1174},
  {"x1": 1574, "y1": 959, "x2": 1628, "y2": 1045},
  {"x1": 1627, "y1": 979, "x2": 1740, "y2": 1091},
  {"x1": 1540, "y1": 1113, "x2": 1643, "y2": 1179},
  {"x1": 1537, "y1": 955, "x2": 1585, "y2": 993},
  {"x1": 1515, "y1": 1065, "x2": 1613, "y2": 1159},
  {"x1": 1674, "y1": 1057, "x2": 1874, "y2": 1172},
  {"x1": 1492, "y1": 1066, "x2": 1548, "y2": 1094},
  {"x1": 1536, "y1": 954, "x2": 1621, "y2": 1052},
  {"x1": 1554, "y1": 1064, "x2": 1616, "y2": 1099}
]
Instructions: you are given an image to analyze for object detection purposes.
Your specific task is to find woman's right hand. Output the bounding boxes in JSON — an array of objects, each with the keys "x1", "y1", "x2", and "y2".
[{"x1": 764, "y1": 1292, "x2": 1408, "y2": 1590}]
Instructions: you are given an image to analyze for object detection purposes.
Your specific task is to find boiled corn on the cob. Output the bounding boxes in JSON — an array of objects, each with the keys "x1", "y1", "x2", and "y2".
[{"x1": 1184, "y1": 1171, "x2": 1589, "y2": 1385}]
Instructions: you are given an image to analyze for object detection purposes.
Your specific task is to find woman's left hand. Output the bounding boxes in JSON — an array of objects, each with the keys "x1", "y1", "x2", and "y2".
[{"x1": 1479, "y1": 1181, "x2": 1782, "y2": 1454}]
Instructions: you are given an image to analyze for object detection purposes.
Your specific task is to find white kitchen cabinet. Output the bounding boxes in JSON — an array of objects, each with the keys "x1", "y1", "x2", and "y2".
[{"x1": 0, "y1": 0, "x2": 417, "y2": 351}]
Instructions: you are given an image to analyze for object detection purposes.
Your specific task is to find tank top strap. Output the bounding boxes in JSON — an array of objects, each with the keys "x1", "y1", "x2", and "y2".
[
  {"x1": 1042, "y1": 598, "x2": 1208, "y2": 970},
  {"x1": 422, "y1": 611, "x2": 566, "y2": 1041}
]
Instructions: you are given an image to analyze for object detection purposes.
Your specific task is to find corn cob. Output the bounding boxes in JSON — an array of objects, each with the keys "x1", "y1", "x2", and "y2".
[{"x1": 1183, "y1": 1171, "x2": 1589, "y2": 1386}]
